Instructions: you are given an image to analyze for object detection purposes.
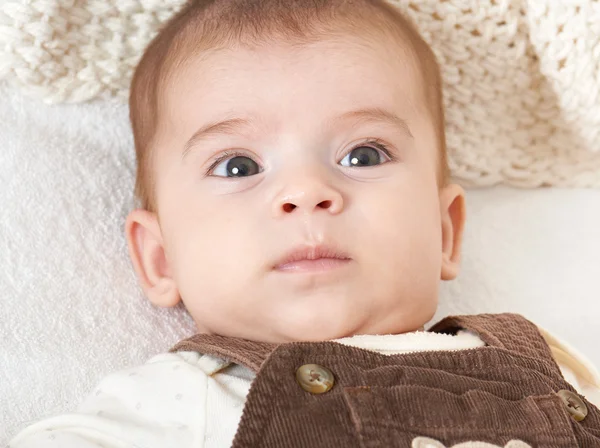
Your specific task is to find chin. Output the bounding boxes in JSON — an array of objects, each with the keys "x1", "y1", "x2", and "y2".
[{"x1": 268, "y1": 312, "x2": 368, "y2": 343}]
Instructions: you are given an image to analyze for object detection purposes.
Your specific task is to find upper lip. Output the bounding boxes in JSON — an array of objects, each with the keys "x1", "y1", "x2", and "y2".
[{"x1": 274, "y1": 244, "x2": 351, "y2": 268}]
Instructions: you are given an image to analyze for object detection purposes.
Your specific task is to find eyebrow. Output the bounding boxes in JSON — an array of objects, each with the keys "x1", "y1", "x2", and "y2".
[
  {"x1": 182, "y1": 117, "x2": 252, "y2": 160},
  {"x1": 181, "y1": 107, "x2": 412, "y2": 159},
  {"x1": 333, "y1": 107, "x2": 413, "y2": 139}
]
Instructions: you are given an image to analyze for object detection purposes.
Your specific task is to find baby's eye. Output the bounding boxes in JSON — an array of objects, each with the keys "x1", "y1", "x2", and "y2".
[
  {"x1": 339, "y1": 145, "x2": 391, "y2": 167},
  {"x1": 210, "y1": 155, "x2": 261, "y2": 177}
]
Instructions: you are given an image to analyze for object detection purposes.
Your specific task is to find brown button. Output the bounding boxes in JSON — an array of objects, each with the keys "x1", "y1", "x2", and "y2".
[
  {"x1": 556, "y1": 389, "x2": 588, "y2": 421},
  {"x1": 295, "y1": 364, "x2": 335, "y2": 394}
]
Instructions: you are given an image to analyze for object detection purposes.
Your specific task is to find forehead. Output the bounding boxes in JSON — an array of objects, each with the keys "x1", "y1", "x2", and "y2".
[{"x1": 162, "y1": 34, "x2": 426, "y2": 129}]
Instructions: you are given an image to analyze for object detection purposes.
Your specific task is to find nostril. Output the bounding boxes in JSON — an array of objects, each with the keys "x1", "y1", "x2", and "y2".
[
  {"x1": 282, "y1": 203, "x2": 296, "y2": 213},
  {"x1": 281, "y1": 200, "x2": 333, "y2": 213}
]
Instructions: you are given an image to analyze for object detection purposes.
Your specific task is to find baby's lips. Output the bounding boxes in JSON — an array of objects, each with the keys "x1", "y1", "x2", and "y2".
[{"x1": 273, "y1": 243, "x2": 351, "y2": 269}]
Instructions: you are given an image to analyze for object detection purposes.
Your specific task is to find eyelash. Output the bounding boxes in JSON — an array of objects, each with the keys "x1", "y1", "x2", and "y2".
[{"x1": 204, "y1": 139, "x2": 397, "y2": 176}]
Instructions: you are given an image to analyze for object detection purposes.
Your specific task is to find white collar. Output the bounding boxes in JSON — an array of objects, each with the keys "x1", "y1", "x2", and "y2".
[{"x1": 333, "y1": 329, "x2": 485, "y2": 355}]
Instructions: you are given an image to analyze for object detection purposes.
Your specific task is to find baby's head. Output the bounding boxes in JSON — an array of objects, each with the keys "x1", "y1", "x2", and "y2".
[{"x1": 125, "y1": 0, "x2": 466, "y2": 342}]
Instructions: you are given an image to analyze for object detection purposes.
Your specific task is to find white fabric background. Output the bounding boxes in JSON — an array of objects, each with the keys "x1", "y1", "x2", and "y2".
[{"x1": 1, "y1": 81, "x2": 599, "y2": 444}]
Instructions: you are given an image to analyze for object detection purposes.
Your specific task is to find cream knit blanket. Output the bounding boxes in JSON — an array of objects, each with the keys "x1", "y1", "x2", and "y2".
[{"x1": 1, "y1": 0, "x2": 599, "y2": 188}]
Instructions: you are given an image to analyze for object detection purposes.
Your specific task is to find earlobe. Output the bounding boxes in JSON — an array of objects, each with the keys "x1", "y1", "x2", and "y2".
[
  {"x1": 124, "y1": 209, "x2": 181, "y2": 307},
  {"x1": 439, "y1": 184, "x2": 466, "y2": 281}
]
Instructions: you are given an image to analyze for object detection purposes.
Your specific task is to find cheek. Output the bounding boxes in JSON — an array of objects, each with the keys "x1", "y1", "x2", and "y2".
[
  {"x1": 161, "y1": 195, "x2": 261, "y2": 288},
  {"x1": 358, "y1": 181, "x2": 442, "y2": 273}
]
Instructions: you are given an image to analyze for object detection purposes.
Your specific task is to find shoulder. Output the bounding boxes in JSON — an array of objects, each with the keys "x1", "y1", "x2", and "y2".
[
  {"x1": 90, "y1": 351, "x2": 214, "y2": 395},
  {"x1": 9, "y1": 352, "x2": 219, "y2": 448},
  {"x1": 535, "y1": 325, "x2": 600, "y2": 407},
  {"x1": 79, "y1": 351, "x2": 219, "y2": 416},
  {"x1": 535, "y1": 326, "x2": 600, "y2": 387}
]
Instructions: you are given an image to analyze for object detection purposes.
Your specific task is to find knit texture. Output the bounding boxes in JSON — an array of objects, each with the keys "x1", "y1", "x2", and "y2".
[{"x1": 1, "y1": 0, "x2": 600, "y2": 187}]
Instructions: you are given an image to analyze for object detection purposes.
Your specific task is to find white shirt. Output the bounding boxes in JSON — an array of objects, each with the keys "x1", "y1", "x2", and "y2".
[{"x1": 9, "y1": 330, "x2": 600, "y2": 448}]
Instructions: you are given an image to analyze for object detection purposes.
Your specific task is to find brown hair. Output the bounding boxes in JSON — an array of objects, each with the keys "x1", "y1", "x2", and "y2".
[{"x1": 129, "y1": 0, "x2": 449, "y2": 212}]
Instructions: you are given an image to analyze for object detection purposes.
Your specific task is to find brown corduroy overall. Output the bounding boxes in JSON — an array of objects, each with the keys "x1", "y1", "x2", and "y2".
[{"x1": 171, "y1": 313, "x2": 600, "y2": 447}]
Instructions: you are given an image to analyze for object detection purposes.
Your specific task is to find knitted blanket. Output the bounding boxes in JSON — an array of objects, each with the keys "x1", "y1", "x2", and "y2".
[{"x1": 1, "y1": 0, "x2": 599, "y2": 187}]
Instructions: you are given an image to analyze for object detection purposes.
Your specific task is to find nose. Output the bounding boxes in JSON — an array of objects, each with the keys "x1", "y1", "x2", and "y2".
[{"x1": 272, "y1": 179, "x2": 344, "y2": 217}]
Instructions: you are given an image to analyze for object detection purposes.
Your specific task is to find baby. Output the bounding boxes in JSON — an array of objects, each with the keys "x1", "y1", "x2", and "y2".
[{"x1": 9, "y1": 0, "x2": 600, "y2": 447}]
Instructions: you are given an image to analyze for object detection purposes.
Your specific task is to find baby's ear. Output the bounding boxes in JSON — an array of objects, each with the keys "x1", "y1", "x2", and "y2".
[
  {"x1": 125, "y1": 209, "x2": 181, "y2": 307},
  {"x1": 439, "y1": 183, "x2": 466, "y2": 281}
]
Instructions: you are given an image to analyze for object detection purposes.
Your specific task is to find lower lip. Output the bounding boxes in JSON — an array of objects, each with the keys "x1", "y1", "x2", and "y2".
[{"x1": 275, "y1": 258, "x2": 352, "y2": 273}]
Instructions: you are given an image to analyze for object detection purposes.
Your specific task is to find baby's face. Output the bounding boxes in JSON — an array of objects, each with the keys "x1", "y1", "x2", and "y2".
[{"x1": 137, "y1": 33, "x2": 464, "y2": 342}]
